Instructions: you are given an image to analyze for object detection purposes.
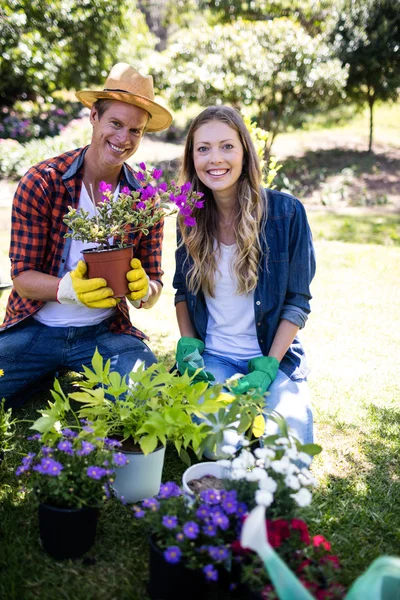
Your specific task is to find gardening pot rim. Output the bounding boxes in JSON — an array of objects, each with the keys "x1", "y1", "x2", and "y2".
[
  {"x1": 81, "y1": 243, "x2": 134, "y2": 254},
  {"x1": 39, "y1": 502, "x2": 100, "y2": 513}
]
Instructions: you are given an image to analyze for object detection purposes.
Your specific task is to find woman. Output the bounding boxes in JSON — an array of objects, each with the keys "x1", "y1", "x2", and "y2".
[{"x1": 173, "y1": 106, "x2": 316, "y2": 444}]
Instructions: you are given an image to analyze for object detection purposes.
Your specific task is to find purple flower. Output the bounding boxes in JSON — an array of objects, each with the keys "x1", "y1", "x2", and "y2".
[
  {"x1": 183, "y1": 521, "x2": 199, "y2": 540},
  {"x1": 159, "y1": 482, "x2": 181, "y2": 499},
  {"x1": 184, "y1": 216, "x2": 197, "y2": 227},
  {"x1": 158, "y1": 182, "x2": 168, "y2": 193},
  {"x1": 57, "y1": 440, "x2": 74, "y2": 455},
  {"x1": 76, "y1": 441, "x2": 95, "y2": 456},
  {"x1": 208, "y1": 545, "x2": 229, "y2": 561},
  {"x1": 16, "y1": 465, "x2": 29, "y2": 476},
  {"x1": 173, "y1": 194, "x2": 187, "y2": 208},
  {"x1": 27, "y1": 433, "x2": 41, "y2": 441},
  {"x1": 162, "y1": 515, "x2": 178, "y2": 529},
  {"x1": 41, "y1": 445, "x2": 54, "y2": 456},
  {"x1": 212, "y1": 513, "x2": 229, "y2": 531},
  {"x1": 87, "y1": 466, "x2": 107, "y2": 480},
  {"x1": 133, "y1": 508, "x2": 145, "y2": 519},
  {"x1": 237, "y1": 502, "x2": 248, "y2": 516},
  {"x1": 83, "y1": 425, "x2": 94, "y2": 433},
  {"x1": 180, "y1": 205, "x2": 192, "y2": 217},
  {"x1": 202, "y1": 523, "x2": 217, "y2": 537},
  {"x1": 60, "y1": 428, "x2": 77, "y2": 438},
  {"x1": 142, "y1": 498, "x2": 160, "y2": 511},
  {"x1": 164, "y1": 546, "x2": 181, "y2": 564},
  {"x1": 181, "y1": 182, "x2": 192, "y2": 193},
  {"x1": 200, "y1": 489, "x2": 221, "y2": 505},
  {"x1": 103, "y1": 483, "x2": 111, "y2": 498},
  {"x1": 194, "y1": 199, "x2": 205, "y2": 208},
  {"x1": 34, "y1": 458, "x2": 63, "y2": 476},
  {"x1": 152, "y1": 168, "x2": 163, "y2": 180},
  {"x1": 22, "y1": 452, "x2": 36, "y2": 465},
  {"x1": 176, "y1": 532, "x2": 184, "y2": 542},
  {"x1": 102, "y1": 195, "x2": 110, "y2": 203},
  {"x1": 104, "y1": 438, "x2": 122, "y2": 448},
  {"x1": 99, "y1": 181, "x2": 112, "y2": 193},
  {"x1": 136, "y1": 171, "x2": 146, "y2": 181},
  {"x1": 141, "y1": 185, "x2": 156, "y2": 201},
  {"x1": 113, "y1": 452, "x2": 128, "y2": 467},
  {"x1": 196, "y1": 504, "x2": 211, "y2": 520},
  {"x1": 171, "y1": 180, "x2": 176, "y2": 187},
  {"x1": 203, "y1": 564, "x2": 218, "y2": 582},
  {"x1": 121, "y1": 186, "x2": 130, "y2": 194},
  {"x1": 136, "y1": 201, "x2": 146, "y2": 210},
  {"x1": 139, "y1": 162, "x2": 147, "y2": 171},
  {"x1": 222, "y1": 491, "x2": 238, "y2": 514}
]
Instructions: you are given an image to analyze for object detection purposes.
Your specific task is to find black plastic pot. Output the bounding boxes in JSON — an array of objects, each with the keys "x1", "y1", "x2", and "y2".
[
  {"x1": 147, "y1": 537, "x2": 232, "y2": 600},
  {"x1": 38, "y1": 503, "x2": 99, "y2": 560}
]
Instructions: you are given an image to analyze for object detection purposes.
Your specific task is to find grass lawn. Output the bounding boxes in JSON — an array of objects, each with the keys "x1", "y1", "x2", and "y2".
[{"x1": 1, "y1": 212, "x2": 399, "y2": 599}]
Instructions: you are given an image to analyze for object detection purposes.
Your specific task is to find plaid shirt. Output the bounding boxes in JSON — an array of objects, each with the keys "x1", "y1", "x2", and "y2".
[{"x1": 1, "y1": 146, "x2": 164, "y2": 339}]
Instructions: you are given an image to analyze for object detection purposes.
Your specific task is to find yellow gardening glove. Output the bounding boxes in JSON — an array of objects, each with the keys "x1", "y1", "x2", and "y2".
[
  {"x1": 126, "y1": 258, "x2": 150, "y2": 305},
  {"x1": 57, "y1": 260, "x2": 119, "y2": 308}
]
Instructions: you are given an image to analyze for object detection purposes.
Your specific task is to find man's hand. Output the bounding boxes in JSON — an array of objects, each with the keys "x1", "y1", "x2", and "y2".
[
  {"x1": 126, "y1": 258, "x2": 149, "y2": 304},
  {"x1": 232, "y1": 356, "x2": 280, "y2": 395},
  {"x1": 176, "y1": 337, "x2": 215, "y2": 384},
  {"x1": 57, "y1": 260, "x2": 118, "y2": 308}
]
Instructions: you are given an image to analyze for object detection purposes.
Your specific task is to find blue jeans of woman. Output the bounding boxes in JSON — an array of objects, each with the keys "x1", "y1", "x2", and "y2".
[
  {"x1": 0, "y1": 317, "x2": 157, "y2": 410},
  {"x1": 202, "y1": 350, "x2": 313, "y2": 445}
]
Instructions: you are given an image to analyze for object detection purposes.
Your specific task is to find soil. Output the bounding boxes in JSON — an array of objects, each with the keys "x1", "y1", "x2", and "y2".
[{"x1": 187, "y1": 474, "x2": 224, "y2": 493}]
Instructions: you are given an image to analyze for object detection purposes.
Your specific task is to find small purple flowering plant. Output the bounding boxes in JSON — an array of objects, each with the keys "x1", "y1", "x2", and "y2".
[
  {"x1": 132, "y1": 481, "x2": 247, "y2": 583},
  {"x1": 15, "y1": 427, "x2": 128, "y2": 509},
  {"x1": 63, "y1": 163, "x2": 204, "y2": 250}
]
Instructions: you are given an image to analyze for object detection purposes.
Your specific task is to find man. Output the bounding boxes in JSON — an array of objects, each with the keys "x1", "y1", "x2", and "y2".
[{"x1": 0, "y1": 63, "x2": 173, "y2": 409}]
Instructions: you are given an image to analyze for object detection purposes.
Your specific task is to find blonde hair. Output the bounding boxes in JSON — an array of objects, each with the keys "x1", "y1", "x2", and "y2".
[{"x1": 178, "y1": 105, "x2": 266, "y2": 297}]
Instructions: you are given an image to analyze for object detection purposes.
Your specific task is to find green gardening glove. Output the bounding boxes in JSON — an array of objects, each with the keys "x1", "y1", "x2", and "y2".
[
  {"x1": 176, "y1": 337, "x2": 216, "y2": 385},
  {"x1": 232, "y1": 356, "x2": 280, "y2": 395}
]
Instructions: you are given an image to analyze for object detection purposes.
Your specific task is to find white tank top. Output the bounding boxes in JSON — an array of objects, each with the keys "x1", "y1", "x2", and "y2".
[
  {"x1": 204, "y1": 242, "x2": 262, "y2": 360},
  {"x1": 33, "y1": 183, "x2": 119, "y2": 327}
]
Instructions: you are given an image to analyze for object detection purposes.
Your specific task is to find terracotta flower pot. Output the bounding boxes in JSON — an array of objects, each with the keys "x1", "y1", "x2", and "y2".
[{"x1": 81, "y1": 245, "x2": 133, "y2": 298}]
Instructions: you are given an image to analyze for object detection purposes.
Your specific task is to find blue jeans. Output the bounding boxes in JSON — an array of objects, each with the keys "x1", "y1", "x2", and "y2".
[
  {"x1": 202, "y1": 351, "x2": 313, "y2": 444},
  {"x1": 0, "y1": 317, "x2": 157, "y2": 410}
]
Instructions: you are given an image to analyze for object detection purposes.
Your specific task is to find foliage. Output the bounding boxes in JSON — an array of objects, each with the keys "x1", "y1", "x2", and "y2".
[
  {"x1": 0, "y1": 398, "x2": 16, "y2": 458},
  {"x1": 133, "y1": 481, "x2": 247, "y2": 582},
  {"x1": 150, "y1": 18, "x2": 347, "y2": 149},
  {"x1": 0, "y1": 0, "x2": 129, "y2": 106},
  {"x1": 0, "y1": 100, "x2": 84, "y2": 142},
  {"x1": 15, "y1": 425, "x2": 128, "y2": 509},
  {"x1": 63, "y1": 163, "x2": 204, "y2": 249},
  {"x1": 331, "y1": 0, "x2": 400, "y2": 151},
  {"x1": 241, "y1": 110, "x2": 282, "y2": 185},
  {"x1": 31, "y1": 350, "x2": 262, "y2": 464}
]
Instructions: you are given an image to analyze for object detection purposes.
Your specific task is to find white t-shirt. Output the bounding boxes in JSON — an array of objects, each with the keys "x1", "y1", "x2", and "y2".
[
  {"x1": 33, "y1": 183, "x2": 119, "y2": 327},
  {"x1": 204, "y1": 242, "x2": 262, "y2": 360}
]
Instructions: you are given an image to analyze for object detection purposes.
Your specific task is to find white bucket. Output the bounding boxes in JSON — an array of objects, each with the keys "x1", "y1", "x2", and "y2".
[
  {"x1": 181, "y1": 461, "x2": 230, "y2": 496},
  {"x1": 113, "y1": 445, "x2": 166, "y2": 504}
]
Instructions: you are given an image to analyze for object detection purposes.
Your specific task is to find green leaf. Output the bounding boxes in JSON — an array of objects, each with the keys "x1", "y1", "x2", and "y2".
[
  {"x1": 139, "y1": 435, "x2": 159, "y2": 455},
  {"x1": 300, "y1": 443, "x2": 322, "y2": 457},
  {"x1": 179, "y1": 448, "x2": 191, "y2": 467}
]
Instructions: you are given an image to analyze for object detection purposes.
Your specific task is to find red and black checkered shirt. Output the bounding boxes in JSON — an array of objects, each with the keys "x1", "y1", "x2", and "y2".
[{"x1": 1, "y1": 146, "x2": 164, "y2": 339}]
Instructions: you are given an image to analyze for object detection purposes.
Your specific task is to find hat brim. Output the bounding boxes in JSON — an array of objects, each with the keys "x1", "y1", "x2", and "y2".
[{"x1": 75, "y1": 90, "x2": 172, "y2": 132}]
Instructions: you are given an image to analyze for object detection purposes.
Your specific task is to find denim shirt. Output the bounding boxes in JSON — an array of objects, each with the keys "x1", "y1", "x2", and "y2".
[{"x1": 173, "y1": 189, "x2": 316, "y2": 381}]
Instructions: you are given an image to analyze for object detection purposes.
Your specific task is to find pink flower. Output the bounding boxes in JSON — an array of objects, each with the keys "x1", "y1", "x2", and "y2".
[
  {"x1": 313, "y1": 534, "x2": 331, "y2": 551},
  {"x1": 158, "y1": 182, "x2": 168, "y2": 192},
  {"x1": 136, "y1": 172, "x2": 146, "y2": 181},
  {"x1": 121, "y1": 186, "x2": 130, "y2": 194},
  {"x1": 152, "y1": 168, "x2": 163, "y2": 180},
  {"x1": 136, "y1": 201, "x2": 146, "y2": 210},
  {"x1": 184, "y1": 215, "x2": 196, "y2": 227},
  {"x1": 181, "y1": 182, "x2": 191, "y2": 193},
  {"x1": 99, "y1": 181, "x2": 112, "y2": 193},
  {"x1": 194, "y1": 199, "x2": 205, "y2": 208},
  {"x1": 291, "y1": 519, "x2": 311, "y2": 544},
  {"x1": 139, "y1": 162, "x2": 147, "y2": 170}
]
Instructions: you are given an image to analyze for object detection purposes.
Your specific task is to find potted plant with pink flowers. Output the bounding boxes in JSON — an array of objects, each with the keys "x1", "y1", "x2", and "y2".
[{"x1": 63, "y1": 163, "x2": 204, "y2": 296}]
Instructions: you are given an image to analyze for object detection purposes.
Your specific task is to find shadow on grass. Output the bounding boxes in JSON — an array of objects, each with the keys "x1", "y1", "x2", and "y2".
[
  {"x1": 275, "y1": 148, "x2": 400, "y2": 201},
  {"x1": 308, "y1": 404, "x2": 400, "y2": 587}
]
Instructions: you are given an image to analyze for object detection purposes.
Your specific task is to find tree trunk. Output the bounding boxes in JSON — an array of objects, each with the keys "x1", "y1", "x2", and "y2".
[
  {"x1": 137, "y1": 0, "x2": 169, "y2": 51},
  {"x1": 368, "y1": 88, "x2": 375, "y2": 153}
]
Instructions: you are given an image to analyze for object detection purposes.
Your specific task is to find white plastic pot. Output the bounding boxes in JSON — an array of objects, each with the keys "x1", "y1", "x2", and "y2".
[
  {"x1": 113, "y1": 445, "x2": 166, "y2": 504},
  {"x1": 181, "y1": 461, "x2": 230, "y2": 496}
]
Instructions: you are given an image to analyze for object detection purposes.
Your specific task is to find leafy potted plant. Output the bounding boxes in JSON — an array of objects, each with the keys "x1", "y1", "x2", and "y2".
[
  {"x1": 132, "y1": 481, "x2": 248, "y2": 600},
  {"x1": 15, "y1": 424, "x2": 128, "y2": 560},
  {"x1": 63, "y1": 163, "x2": 204, "y2": 296}
]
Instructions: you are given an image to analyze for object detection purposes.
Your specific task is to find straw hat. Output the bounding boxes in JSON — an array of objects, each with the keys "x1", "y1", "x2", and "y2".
[{"x1": 76, "y1": 63, "x2": 172, "y2": 132}]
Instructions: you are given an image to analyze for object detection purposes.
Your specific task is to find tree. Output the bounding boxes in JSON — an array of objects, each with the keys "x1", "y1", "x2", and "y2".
[
  {"x1": 0, "y1": 0, "x2": 129, "y2": 106},
  {"x1": 332, "y1": 0, "x2": 400, "y2": 151},
  {"x1": 150, "y1": 18, "x2": 347, "y2": 152}
]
